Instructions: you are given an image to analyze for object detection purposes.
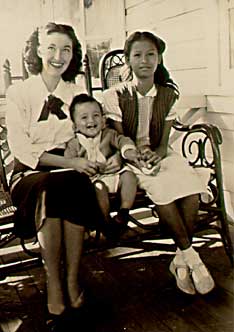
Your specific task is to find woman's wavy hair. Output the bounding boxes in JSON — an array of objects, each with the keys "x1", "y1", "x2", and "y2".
[
  {"x1": 23, "y1": 22, "x2": 83, "y2": 82},
  {"x1": 123, "y1": 31, "x2": 179, "y2": 94}
]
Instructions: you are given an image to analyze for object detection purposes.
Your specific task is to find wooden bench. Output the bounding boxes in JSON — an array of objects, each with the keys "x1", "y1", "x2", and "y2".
[
  {"x1": 0, "y1": 51, "x2": 233, "y2": 281},
  {"x1": 0, "y1": 121, "x2": 43, "y2": 279}
]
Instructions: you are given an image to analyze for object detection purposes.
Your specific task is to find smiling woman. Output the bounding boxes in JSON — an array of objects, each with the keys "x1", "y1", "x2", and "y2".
[
  {"x1": 38, "y1": 31, "x2": 73, "y2": 91},
  {"x1": 5, "y1": 22, "x2": 103, "y2": 331}
]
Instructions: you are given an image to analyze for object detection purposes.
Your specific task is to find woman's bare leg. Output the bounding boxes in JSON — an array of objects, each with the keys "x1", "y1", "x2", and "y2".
[
  {"x1": 37, "y1": 218, "x2": 65, "y2": 315},
  {"x1": 63, "y1": 221, "x2": 85, "y2": 308},
  {"x1": 177, "y1": 194, "x2": 199, "y2": 242},
  {"x1": 155, "y1": 202, "x2": 191, "y2": 249}
]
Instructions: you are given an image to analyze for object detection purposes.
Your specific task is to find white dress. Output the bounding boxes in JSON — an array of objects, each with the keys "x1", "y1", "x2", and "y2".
[{"x1": 102, "y1": 82, "x2": 209, "y2": 205}]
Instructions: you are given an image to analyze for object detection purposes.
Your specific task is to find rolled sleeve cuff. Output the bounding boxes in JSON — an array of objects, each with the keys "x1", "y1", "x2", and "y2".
[
  {"x1": 105, "y1": 113, "x2": 122, "y2": 122},
  {"x1": 15, "y1": 153, "x2": 39, "y2": 170},
  {"x1": 121, "y1": 144, "x2": 137, "y2": 158},
  {"x1": 14, "y1": 148, "x2": 45, "y2": 170}
]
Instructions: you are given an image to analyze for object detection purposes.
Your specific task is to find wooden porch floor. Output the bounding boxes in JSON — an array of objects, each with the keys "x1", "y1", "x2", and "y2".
[{"x1": 0, "y1": 224, "x2": 233, "y2": 332}]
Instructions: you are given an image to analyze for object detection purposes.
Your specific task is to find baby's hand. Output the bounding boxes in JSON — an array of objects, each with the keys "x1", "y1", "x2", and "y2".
[
  {"x1": 96, "y1": 162, "x2": 106, "y2": 174},
  {"x1": 71, "y1": 158, "x2": 97, "y2": 176},
  {"x1": 104, "y1": 153, "x2": 122, "y2": 174},
  {"x1": 124, "y1": 149, "x2": 142, "y2": 169}
]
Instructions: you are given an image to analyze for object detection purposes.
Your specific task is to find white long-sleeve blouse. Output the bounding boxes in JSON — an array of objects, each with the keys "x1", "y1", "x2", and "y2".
[{"x1": 6, "y1": 75, "x2": 86, "y2": 169}]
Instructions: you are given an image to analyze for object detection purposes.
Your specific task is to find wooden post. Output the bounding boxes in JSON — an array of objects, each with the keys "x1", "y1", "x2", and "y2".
[
  {"x1": 83, "y1": 54, "x2": 93, "y2": 96},
  {"x1": 3, "y1": 59, "x2": 12, "y2": 93},
  {"x1": 21, "y1": 52, "x2": 29, "y2": 80}
]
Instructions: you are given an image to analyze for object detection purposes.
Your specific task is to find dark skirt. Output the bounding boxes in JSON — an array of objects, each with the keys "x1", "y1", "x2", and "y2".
[{"x1": 11, "y1": 169, "x2": 103, "y2": 239}]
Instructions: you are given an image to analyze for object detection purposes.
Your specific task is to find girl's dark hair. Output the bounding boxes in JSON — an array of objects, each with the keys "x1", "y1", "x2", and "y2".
[
  {"x1": 69, "y1": 93, "x2": 103, "y2": 122},
  {"x1": 124, "y1": 31, "x2": 179, "y2": 93},
  {"x1": 23, "y1": 22, "x2": 83, "y2": 82}
]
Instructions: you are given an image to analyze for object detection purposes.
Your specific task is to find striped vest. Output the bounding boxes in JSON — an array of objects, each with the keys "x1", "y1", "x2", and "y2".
[{"x1": 117, "y1": 84, "x2": 178, "y2": 149}]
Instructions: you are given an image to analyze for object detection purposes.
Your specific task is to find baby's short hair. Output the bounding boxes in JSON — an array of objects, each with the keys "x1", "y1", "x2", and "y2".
[{"x1": 69, "y1": 93, "x2": 103, "y2": 122}]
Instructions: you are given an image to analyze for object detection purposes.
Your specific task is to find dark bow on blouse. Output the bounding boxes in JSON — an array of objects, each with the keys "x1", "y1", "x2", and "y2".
[{"x1": 38, "y1": 95, "x2": 67, "y2": 121}]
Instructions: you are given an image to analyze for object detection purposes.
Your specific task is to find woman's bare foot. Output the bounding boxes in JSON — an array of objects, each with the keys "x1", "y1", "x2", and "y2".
[
  {"x1": 47, "y1": 281, "x2": 65, "y2": 315},
  {"x1": 67, "y1": 279, "x2": 84, "y2": 308}
]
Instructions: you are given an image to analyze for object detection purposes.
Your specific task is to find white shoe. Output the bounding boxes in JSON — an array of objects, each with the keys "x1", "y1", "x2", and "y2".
[
  {"x1": 190, "y1": 263, "x2": 215, "y2": 295},
  {"x1": 169, "y1": 260, "x2": 196, "y2": 295}
]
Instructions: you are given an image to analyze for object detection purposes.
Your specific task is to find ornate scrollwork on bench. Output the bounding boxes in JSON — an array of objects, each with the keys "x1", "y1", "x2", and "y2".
[{"x1": 0, "y1": 122, "x2": 41, "y2": 278}]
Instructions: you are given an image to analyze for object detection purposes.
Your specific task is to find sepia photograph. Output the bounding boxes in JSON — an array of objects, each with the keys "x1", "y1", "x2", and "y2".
[{"x1": 0, "y1": 1, "x2": 233, "y2": 331}]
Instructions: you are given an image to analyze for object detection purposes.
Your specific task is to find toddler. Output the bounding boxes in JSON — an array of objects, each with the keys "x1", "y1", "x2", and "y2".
[{"x1": 65, "y1": 93, "x2": 141, "y2": 237}]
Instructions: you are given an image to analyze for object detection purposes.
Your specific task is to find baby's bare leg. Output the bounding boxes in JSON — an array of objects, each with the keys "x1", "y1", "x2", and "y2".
[
  {"x1": 112, "y1": 171, "x2": 138, "y2": 227},
  {"x1": 119, "y1": 171, "x2": 137, "y2": 209},
  {"x1": 94, "y1": 180, "x2": 110, "y2": 223}
]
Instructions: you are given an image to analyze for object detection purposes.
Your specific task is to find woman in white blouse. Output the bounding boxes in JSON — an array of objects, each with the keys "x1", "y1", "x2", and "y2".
[
  {"x1": 103, "y1": 31, "x2": 215, "y2": 296},
  {"x1": 6, "y1": 22, "x2": 101, "y2": 329}
]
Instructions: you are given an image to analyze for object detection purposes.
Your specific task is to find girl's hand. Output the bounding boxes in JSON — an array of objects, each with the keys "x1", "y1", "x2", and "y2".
[
  {"x1": 145, "y1": 151, "x2": 162, "y2": 167},
  {"x1": 139, "y1": 146, "x2": 152, "y2": 161},
  {"x1": 104, "y1": 152, "x2": 122, "y2": 174},
  {"x1": 139, "y1": 147, "x2": 161, "y2": 167},
  {"x1": 70, "y1": 158, "x2": 97, "y2": 176},
  {"x1": 141, "y1": 162, "x2": 161, "y2": 176}
]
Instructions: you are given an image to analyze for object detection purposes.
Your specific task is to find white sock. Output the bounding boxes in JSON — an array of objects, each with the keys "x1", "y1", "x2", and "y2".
[
  {"x1": 182, "y1": 246, "x2": 202, "y2": 268},
  {"x1": 173, "y1": 248, "x2": 187, "y2": 279},
  {"x1": 181, "y1": 246, "x2": 212, "y2": 280},
  {"x1": 174, "y1": 248, "x2": 184, "y2": 265}
]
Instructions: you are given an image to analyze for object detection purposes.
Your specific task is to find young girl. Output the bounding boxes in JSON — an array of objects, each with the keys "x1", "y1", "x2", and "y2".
[
  {"x1": 65, "y1": 93, "x2": 140, "y2": 237},
  {"x1": 102, "y1": 31, "x2": 215, "y2": 295},
  {"x1": 6, "y1": 22, "x2": 102, "y2": 330}
]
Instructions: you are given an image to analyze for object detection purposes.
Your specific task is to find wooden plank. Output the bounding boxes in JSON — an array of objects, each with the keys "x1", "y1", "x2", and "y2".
[
  {"x1": 153, "y1": 10, "x2": 205, "y2": 48},
  {"x1": 85, "y1": 0, "x2": 124, "y2": 39},
  {"x1": 205, "y1": 113, "x2": 234, "y2": 131},
  {"x1": 222, "y1": 161, "x2": 234, "y2": 193},
  {"x1": 170, "y1": 107, "x2": 207, "y2": 146},
  {"x1": 14, "y1": 271, "x2": 45, "y2": 332},
  {"x1": 89, "y1": 249, "x2": 202, "y2": 332},
  {"x1": 0, "y1": 230, "x2": 234, "y2": 332},
  {"x1": 165, "y1": 39, "x2": 206, "y2": 70},
  {"x1": 126, "y1": 0, "x2": 204, "y2": 35},
  {"x1": 219, "y1": 130, "x2": 234, "y2": 163},
  {"x1": 171, "y1": 68, "x2": 208, "y2": 95},
  {"x1": 224, "y1": 191, "x2": 234, "y2": 222},
  {"x1": 125, "y1": 0, "x2": 149, "y2": 9},
  {"x1": 207, "y1": 96, "x2": 234, "y2": 114},
  {"x1": 175, "y1": 96, "x2": 207, "y2": 109},
  {"x1": 127, "y1": 7, "x2": 205, "y2": 43},
  {"x1": 126, "y1": 0, "x2": 204, "y2": 13}
]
